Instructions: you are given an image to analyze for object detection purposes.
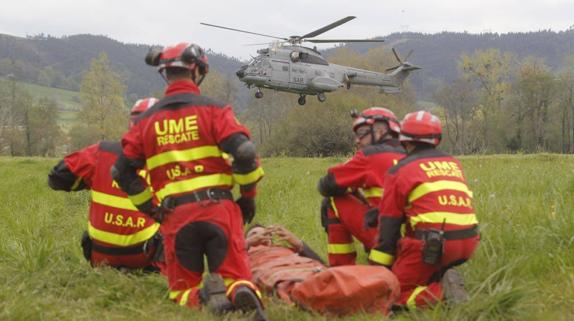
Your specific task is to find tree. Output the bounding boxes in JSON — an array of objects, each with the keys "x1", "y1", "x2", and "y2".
[
  {"x1": 73, "y1": 53, "x2": 127, "y2": 148},
  {"x1": 200, "y1": 70, "x2": 237, "y2": 104},
  {"x1": 554, "y1": 54, "x2": 574, "y2": 153},
  {"x1": 459, "y1": 49, "x2": 514, "y2": 151},
  {"x1": 27, "y1": 98, "x2": 62, "y2": 156},
  {"x1": 0, "y1": 76, "x2": 33, "y2": 156},
  {"x1": 509, "y1": 57, "x2": 555, "y2": 152},
  {"x1": 433, "y1": 78, "x2": 477, "y2": 154},
  {"x1": 241, "y1": 91, "x2": 293, "y2": 149},
  {"x1": 264, "y1": 98, "x2": 356, "y2": 157}
]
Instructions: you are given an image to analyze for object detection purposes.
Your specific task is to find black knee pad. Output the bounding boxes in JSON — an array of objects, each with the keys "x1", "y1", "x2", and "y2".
[{"x1": 175, "y1": 221, "x2": 229, "y2": 273}]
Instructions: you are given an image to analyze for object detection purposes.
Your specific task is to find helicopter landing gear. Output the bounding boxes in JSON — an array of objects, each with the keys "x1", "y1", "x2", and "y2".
[
  {"x1": 298, "y1": 95, "x2": 306, "y2": 106},
  {"x1": 317, "y1": 93, "x2": 326, "y2": 102},
  {"x1": 255, "y1": 89, "x2": 263, "y2": 99}
]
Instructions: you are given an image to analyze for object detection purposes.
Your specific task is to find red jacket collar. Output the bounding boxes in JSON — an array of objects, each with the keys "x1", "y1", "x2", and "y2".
[{"x1": 165, "y1": 80, "x2": 201, "y2": 96}]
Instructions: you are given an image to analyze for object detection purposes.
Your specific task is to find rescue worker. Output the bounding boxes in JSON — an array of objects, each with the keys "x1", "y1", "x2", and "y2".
[
  {"x1": 370, "y1": 111, "x2": 480, "y2": 310},
  {"x1": 48, "y1": 98, "x2": 161, "y2": 271},
  {"x1": 317, "y1": 107, "x2": 406, "y2": 266},
  {"x1": 111, "y1": 42, "x2": 266, "y2": 320}
]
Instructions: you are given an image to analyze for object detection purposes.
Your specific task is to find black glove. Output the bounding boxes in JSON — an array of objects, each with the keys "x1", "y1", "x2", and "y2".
[
  {"x1": 236, "y1": 197, "x2": 256, "y2": 224},
  {"x1": 363, "y1": 207, "x2": 380, "y2": 229},
  {"x1": 147, "y1": 206, "x2": 169, "y2": 223}
]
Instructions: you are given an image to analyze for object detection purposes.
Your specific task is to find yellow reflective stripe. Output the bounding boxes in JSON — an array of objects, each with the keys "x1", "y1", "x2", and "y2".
[
  {"x1": 409, "y1": 212, "x2": 478, "y2": 229},
  {"x1": 368, "y1": 249, "x2": 395, "y2": 266},
  {"x1": 71, "y1": 177, "x2": 83, "y2": 191},
  {"x1": 138, "y1": 169, "x2": 151, "y2": 186},
  {"x1": 178, "y1": 289, "x2": 192, "y2": 306},
  {"x1": 146, "y1": 146, "x2": 223, "y2": 170},
  {"x1": 128, "y1": 187, "x2": 152, "y2": 206},
  {"x1": 87, "y1": 222, "x2": 160, "y2": 246},
  {"x1": 233, "y1": 167, "x2": 264, "y2": 185},
  {"x1": 91, "y1": 191, "x2": 138, "y2": 211},
  {"x1": 409, "y1": 180, "x2": 473, "y2": 203},
  {"x1": 169, "y1": 290, "x2": 181, "y2": 300},
  {"x1": 329, "y1": 197, "x2": 340, "y2": 218},
  {"x1": 407, "y1": 286, "x2": 428, "y2": 310},
  {"x1": 156, "y1": 174, "x2": 233, "y2": 200},
  {"x1": 327, "y1": 243, "x2": 356, "y2": 254},
  {"x1": 226, "y1": 280, "x2": 260, "y2": 298},
  {"x1": 362, "y1": 187, "x2": 383, "y2": 198}
]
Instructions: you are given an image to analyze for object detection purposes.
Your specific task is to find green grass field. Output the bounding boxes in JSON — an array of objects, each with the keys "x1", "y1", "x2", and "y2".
[{"x1": 0, "y1": 155, "x2": 573, "y2": 321}]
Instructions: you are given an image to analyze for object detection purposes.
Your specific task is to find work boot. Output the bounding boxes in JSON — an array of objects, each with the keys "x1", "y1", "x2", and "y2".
[
  {"x1": 199, "y1": 273, "x2": 233, "y2": 315},
  {"x1": 441, "y1": 269, "x2": 469, "y2": 305},
  {"x1": 232, "y1": 286, "x2": 269, "y2": 321}
]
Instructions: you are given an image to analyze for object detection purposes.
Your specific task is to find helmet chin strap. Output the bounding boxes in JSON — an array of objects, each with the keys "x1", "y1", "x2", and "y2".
[
  {"x1": 159, "y1": 70, "x2": 169, "y2": 84},
  {"x1": 196, "y1": 74, "x2": 206, "y2": 86}
]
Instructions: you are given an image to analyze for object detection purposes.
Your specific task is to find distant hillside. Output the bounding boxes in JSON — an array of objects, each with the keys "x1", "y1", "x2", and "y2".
[
  {"x1": 0, "y1": 34, "x2": 243, "y2": 100},
  {"x1": 1, "y1": 31, "x2": 573, "y2": 101}
]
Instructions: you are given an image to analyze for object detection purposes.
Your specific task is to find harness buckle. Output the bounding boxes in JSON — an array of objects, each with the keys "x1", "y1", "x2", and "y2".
[
  {"x1": 161, "y1": 197, "x2": 176, "y2": 211},
  {"x1": 206, "y1": 189, "x2": 221, "y2": 203}
]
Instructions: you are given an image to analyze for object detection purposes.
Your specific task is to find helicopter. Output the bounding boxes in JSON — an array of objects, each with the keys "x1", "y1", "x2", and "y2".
[{"x1": 200, "y1": 16, "x2": 420, "y2": 105}]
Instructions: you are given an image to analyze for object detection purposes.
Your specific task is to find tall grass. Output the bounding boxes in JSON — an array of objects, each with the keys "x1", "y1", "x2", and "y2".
[{"x1": 0, "y1": 155, "x2": 573, "y2": 320}]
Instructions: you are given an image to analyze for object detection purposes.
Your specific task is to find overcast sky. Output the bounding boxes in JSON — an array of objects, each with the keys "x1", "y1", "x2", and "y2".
[{"x1": 1, "y1": 0, "x2": 573, "y2": 60}]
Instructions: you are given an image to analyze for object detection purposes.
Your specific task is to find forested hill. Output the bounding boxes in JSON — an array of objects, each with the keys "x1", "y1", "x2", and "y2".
[
  {"x1": 1, "y1": 30, "x2": 573, "y2": 99},
  {"x1": 326, "y1": 30, "x2": 574, "y2": 99},
  {"x1": 0, "y1": 34, "x2": 243, "y2": 100}
]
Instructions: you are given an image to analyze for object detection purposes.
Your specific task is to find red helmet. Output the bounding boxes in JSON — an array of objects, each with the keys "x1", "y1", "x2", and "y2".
[
  {"x1": 145, "y1": 42, "x2": 209, "y2": 76},
  {"x1": 352, "y1": 107, "x2": 401, "y2": 135},
  {"x1": 399, "y1": 111, "x2": 442, "y2": 146},
  {"x1": 129, "y1": 97, "x2": 158, "y2": 128}
]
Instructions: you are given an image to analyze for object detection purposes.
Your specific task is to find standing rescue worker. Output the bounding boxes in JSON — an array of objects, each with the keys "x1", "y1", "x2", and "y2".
[
  {"x1": 48, "y1": 98, "x2": 161, "y2": 271},
  {"x1": 317, "y1": 107, "x2": 405, "y2": 266},
  {"x1": 111, "y1": 42, "x2": 267, "y2": 320},
  {"x1": 371, "y1": 111, "x2": 480, "y2": 310}
]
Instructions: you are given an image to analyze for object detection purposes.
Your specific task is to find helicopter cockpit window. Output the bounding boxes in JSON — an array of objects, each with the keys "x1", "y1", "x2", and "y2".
[
  {"x1": 299, "y1": 53, "x2": 328, "y2": 65},
  {"x1": 290, "y1": 51, "x2": 300, "y2": 62}
]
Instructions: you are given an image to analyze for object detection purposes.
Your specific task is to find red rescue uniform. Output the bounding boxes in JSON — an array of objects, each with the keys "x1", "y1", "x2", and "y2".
[
  {"x1": 55, "y1": 141, "x2": 160, "y2": 269},
  {"x1": 371, "y1": 146, "x2": 479, "y2": 309},
  {"x1": 322, "y1": 139, "x2": 405, "y2": 266},
  {"x1": 117, "y1": 80, "x2": 263, "y2": 307}
]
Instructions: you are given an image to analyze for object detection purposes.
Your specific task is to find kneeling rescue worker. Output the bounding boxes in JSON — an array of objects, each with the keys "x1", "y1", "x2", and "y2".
[
  {"x1": 370, "y1": 111, "x2": 480, "y2": 310},
  {"x1": 111, "y1": 42, "x2": 267, "y2": 320},
  {"x1": 317, "y1": 107, "x2": 405, "y2": 266},
  {"x1": 48, "y1": 98, "x2": 162, "y2": 271}
]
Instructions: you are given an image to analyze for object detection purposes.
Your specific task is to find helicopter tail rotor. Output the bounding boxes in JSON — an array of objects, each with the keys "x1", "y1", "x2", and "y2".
[{"x1": 386, "y1": 48, "x2": 419, "y2": 73}]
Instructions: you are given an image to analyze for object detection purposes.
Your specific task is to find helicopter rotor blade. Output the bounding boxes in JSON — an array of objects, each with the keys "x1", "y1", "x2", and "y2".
[
  {"x1": 306, "y1": 39, "x2": 385, "y2": 43},
  {"x1": 391, "y1": 48, "x2": 403, "y2": 64},
  {"x1": 200, "y1": 22, "x2": 287, "y2": 40},
  {"x1": 404, "y1": 49, "x2": 414, "y2": 61},
  {"x1": 300, "y1": 16, "x2": 356, "y2": 39},
  {"x1": 385, "y1": 65, "x2": 401, "y2": 72},
  {"x1": 243, "y1": 42, "x2": 276, "y2": 46}
]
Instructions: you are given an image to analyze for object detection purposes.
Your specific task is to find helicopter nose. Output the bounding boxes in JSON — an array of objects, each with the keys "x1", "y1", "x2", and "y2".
[{"x1": 236, "y1": 65, "x2": 248, "y2": 78}]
